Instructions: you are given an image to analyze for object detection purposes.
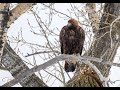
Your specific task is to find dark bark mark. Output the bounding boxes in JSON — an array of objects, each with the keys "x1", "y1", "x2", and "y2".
[{"x1": 2, "y1": 43, "x2": 47, "y2": 87}]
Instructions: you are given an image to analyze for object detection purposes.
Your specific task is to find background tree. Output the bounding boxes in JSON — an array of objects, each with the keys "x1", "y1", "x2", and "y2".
[{"x1": 0, "y1": 3, "x2": 120, "y2": 87}]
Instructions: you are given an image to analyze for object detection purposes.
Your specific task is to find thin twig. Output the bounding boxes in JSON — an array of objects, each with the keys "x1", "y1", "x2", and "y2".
[
  {"x1": 41, "y1": 3, "x2": 71, "y2": 18},
  {"x1": 25, "y1": 50, "x2": 60, "y2": 57}
]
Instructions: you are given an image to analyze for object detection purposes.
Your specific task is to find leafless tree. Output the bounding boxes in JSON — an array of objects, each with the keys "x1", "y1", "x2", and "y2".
[{"x1": 0, "y1": 3, "x2": 120, "y2": 87}]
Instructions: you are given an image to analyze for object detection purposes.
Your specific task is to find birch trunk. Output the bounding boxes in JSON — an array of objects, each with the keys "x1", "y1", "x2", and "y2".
[
  {"x1": 66, "y1": 3, "x2": 120, "y2": 87},
  {"x1": 2, "y1": 3, "x2": 120, "y2": 87},
  {"x1": 0, "y1": 3, "x2": 10, "y2": 66},
  {"x1": 0, "y1": 3, "x2": 47, "y2": 87},
  {"x1": 2, "y1": 43, "x2": 47, "y2": 87}
]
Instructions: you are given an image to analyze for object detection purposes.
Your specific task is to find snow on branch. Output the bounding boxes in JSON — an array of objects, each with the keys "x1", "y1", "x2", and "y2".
[{"x1": 2, "y1": 54, "x2": 120, "y2": 87}]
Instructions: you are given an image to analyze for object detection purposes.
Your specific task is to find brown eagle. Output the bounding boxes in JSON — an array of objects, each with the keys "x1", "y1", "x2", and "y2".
[{"x1": 59, "y1": 18, "x2": 85, "y2": 72}]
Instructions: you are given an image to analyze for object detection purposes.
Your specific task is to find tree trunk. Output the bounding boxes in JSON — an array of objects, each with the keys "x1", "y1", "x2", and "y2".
[
  {"x1": 0, "y1": 3, "x2": 47, "y2": 87},
  {"x1": 65, "y1": 3, "x2": 120, "y2": 87},
  {"x1": 2, "y1": 43, "x2": 47, "y2": 87},
  {"x1": 2, "y1": 3, "x2": 120, "y2": 87},
  {"x1": 0, "y1": 3, "x2": 10, "y2": 66}
]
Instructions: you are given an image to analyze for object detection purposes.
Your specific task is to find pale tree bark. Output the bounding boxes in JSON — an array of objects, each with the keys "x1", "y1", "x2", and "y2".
[
  {"x1": 2, "y1": 3, "x2": 120, "y2": 87},
  {"x1": 2, "y1": 43, "x2": 47, "y2": 87},
  {"x1": 0, "y1": 3, "x2": 10, "y2": 68},
  {"x1": 8, "y1": 3, "x2": 36, "y2": 27},
  {"x1": 65, "y1": 3, "x2": 120, "y2": 87},
  {"x1": 0, "y1": 3, "x2": 47, "y2": 87},
  {"x1": 1, "y1": 54, "x2": 103, "y2": 87},
  {"x1": 86, "y1": 3, "x2": 100, "y2": 33}
]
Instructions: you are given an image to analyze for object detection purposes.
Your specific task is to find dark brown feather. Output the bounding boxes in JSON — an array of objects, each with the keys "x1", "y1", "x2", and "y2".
[{"x1": 60, "y1": 19, "x2": 85, "y2": 72}]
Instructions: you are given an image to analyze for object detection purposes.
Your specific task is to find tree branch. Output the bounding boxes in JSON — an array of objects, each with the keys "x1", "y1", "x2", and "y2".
[
  {"x1": 86, "y1": 3, "x2": 120, "y2": 77},
  {"x1": 0, "y1": 3, "x2": 47, "y2": 87},
  {"x1": 2, "y1": 43, "x2": 47, "y2": 87},
  {"x1": 2, "y1": 53, "x2": 120, "y2": 87},
  {"x1": 41, "y1": 3, "x2": 71, "y2": 18},
  {"x1": 25, "y1": 50, "x2": 60, "y2": 57},
  {"x1": 8, "y1": 3, "x2": 36, "y2": 27}
]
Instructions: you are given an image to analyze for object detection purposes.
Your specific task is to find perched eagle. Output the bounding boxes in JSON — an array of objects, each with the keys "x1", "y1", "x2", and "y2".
[{"x1": 59, "y1": 19, "x2": 85, "y2": 72}]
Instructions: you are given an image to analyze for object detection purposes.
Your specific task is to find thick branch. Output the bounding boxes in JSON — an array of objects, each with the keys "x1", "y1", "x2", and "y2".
[
  {"x1": 8, "y1": 3, "x2": 36, "y2": 27},
  {"x1": 1, "y1": 54, "x2": 102, "y2": 87},
  {"x1": 89, "y1": 3, "x2": 120, "y2": 77},
  {"x1": 2, "y1": 43, "x2": 47, "y2": 87},
  {"x1": 2, "y1": 53, "x2": 120, "y2": 87},
  {"x1": 66, "y1": 3, "x2": 120, "y2": 87},
  {"x1": 0, "y1": 3, "x2": 47, "y2": 87}
]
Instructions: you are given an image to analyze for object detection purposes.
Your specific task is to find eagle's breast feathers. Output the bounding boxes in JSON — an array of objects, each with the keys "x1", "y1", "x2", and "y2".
[{"x1": 59, "y1": 19, "x2": 85, "y2": 72}]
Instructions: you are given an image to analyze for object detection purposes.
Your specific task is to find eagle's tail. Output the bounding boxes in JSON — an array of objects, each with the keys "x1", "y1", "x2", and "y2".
[{"x1": 64, "y1": 61, "x2": 76, "y2": 72}]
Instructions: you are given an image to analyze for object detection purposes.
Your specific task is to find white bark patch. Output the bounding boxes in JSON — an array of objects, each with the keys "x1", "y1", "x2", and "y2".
[
  {"x1": 0, "y1": 3, "x2": 10, "y2": 63},
  {"x1": 7, "y1": 3, "x2": 36, "y2": 27},
  {"x1": 86, "y1": 3, "x2": 100, "y2": 33}
]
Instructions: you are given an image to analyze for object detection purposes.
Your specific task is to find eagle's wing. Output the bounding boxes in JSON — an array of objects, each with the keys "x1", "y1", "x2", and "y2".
[
  {"x1": 60, "y1": 26, "x2": 76, "y2": 72},
  {"x1": 59, "y1": 26, "x2": 66, "y2": 54},
  {"x1": 78, "y1": 26, "x2": 85, "y2": 55},
  {"x1": 60, "y1": 25, "x2": 85, "y2": 72}
]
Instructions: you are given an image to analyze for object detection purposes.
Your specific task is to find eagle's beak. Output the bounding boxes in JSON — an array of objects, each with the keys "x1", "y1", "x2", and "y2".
[{"x1": 67, "y1": 22, "x2": 72, "y2": 27}]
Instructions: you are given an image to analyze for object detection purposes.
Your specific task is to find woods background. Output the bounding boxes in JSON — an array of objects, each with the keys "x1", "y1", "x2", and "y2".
[{"x1": 0, "y1": 3, "x2": 120, "y2": 87}]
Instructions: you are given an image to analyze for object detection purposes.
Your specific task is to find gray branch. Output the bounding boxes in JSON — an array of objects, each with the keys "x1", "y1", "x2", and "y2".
[
  {"x1": 2, "y1": 43, "x2": 47, "y2": 87},
  {"x1": 1, "y1": 3, "x2": 47, "y2": 87},
  {"x1": 2, "y1": 54, "x2": 120, "y2": 87},
  {"x1": 25, "y1": 50, "x2": 60, "y2": 57}
]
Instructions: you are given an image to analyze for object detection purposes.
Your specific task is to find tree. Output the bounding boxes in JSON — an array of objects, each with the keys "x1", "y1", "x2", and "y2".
[{"x1": 0, "y1": 3, "x2": 120, "y2": 87}]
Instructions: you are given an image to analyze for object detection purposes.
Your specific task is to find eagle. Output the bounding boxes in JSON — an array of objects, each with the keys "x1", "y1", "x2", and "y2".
[{"x1": 59, "y1": 18, "x2": 85, "y2": 72}]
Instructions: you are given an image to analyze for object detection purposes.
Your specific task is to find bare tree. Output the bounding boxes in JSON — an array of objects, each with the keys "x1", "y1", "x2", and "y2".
[
  {"x1": 0, "y1": 3, "x2": 120, "y2": 87},
  {"x1": 66, "y1": 3, "x2": 120, "y2": 87},
  {"x1": 0, "y1": 3, "x2": 47, "y2": 87}
]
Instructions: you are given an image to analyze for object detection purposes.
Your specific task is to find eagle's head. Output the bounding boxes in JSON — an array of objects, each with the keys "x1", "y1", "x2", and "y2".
[{"x1": 67, "y1": 18, "x2": 79, "y2": 29}]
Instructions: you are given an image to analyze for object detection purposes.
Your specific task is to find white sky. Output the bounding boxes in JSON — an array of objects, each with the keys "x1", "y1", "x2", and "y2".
[{"x1": 0, "y1": 3, "x2": 120, "y2": 87}]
